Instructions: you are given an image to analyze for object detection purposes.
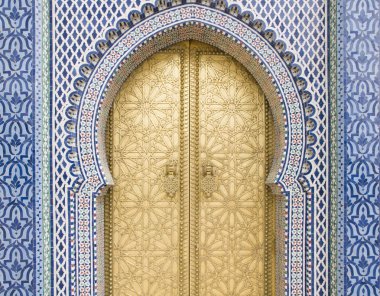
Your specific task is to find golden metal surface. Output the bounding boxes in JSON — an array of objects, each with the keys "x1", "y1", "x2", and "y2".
[
  {"x1": 190, "y1": 43, "x2": 270, "y2": 295},
  {"x1": 106, "y1": 41, "x2": 274, "y2": 296},
  {"x1": 106, "y1": 47, "x2": 190, "y2": 295}
]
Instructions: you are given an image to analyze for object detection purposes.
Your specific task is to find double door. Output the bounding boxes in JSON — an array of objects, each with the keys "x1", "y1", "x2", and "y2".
[{"x1": 105, "y1": 41, "x2": 275, "y2": 296}]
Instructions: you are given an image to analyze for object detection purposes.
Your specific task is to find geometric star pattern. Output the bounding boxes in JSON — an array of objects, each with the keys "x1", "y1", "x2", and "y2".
[
  {"x1": 106, "y1": 41, "x2": 275, "y2": 295},
  {"x1": 197, "y1": 53, "x2": 270, "y2": 296},
  {"x1": 107, "y1": 51, "x2": 183, "y2": 296}
]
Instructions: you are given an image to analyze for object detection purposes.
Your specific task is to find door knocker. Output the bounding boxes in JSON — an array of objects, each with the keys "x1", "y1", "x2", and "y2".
[
  {"x1": 201, "y1": 163, "x2": 217, "y2": 198},
  {"x1": 164, "y1": 161, "x2": 179, "y2": 198}
]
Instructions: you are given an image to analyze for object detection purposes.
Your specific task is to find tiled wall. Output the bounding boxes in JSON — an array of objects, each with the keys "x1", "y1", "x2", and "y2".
[
  {"x1": 337, "y1": 0, "x2": 380, "y2": 294},
  {"x1": 0, "y1": 0, "x2": 378, "y2": 295}
]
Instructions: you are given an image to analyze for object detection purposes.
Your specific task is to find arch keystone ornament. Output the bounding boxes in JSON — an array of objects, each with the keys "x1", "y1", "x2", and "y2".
[{"x1": 56, "y1": 2, "x2": 322, "y2": 296}]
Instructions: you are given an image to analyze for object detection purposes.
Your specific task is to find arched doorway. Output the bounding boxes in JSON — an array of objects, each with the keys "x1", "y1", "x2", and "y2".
[{"x1": 105, "y1": 41, "x2": 275, "y2": 295}]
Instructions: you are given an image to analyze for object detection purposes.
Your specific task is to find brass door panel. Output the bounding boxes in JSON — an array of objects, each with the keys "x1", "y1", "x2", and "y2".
[
  {"x1": 106, "y1": 48, "x2": 190, "y2": 296},
  {"x1": 106, "y1": 41, "x2": 274, "y2": 296}
]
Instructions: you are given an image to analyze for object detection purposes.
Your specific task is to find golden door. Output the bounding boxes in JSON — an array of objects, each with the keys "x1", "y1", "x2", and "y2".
[{"x1": 105, "y1": 41, "x2": 275, "y2": 296}]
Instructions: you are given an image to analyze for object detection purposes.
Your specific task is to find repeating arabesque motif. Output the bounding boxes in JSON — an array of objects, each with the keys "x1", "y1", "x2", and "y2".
[
  {"x1": 0, "y1": 0, "x2": 378, "y2": 296},
  {"x1": 0, "y1": 0, "x2": 35, "y2": 295},
  {"x1": 343, "y1": 0, "x2": 380, "y2": 294}
]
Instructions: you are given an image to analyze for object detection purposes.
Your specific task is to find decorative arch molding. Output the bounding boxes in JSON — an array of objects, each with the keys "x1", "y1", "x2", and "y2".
[{"x1": 62, "y1": 2, "x2": 318, "y2": 295}]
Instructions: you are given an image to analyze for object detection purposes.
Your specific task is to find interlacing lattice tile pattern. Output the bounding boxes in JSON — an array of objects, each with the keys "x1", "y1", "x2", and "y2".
[{"x1": 52, "y1": 1, "x2": 328, "y2": 295}]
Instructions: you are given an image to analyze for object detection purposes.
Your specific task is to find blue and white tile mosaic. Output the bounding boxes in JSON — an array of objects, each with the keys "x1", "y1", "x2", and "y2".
[
  {"x1": 0, "y1": 1, "x2": 35, "y2": 294},
  {"x1": 0, "y1": 0, "x2": 378, "y2": 295},
  {"x1": 339, "y1": 0, "x2": 380, "y2": 295}
]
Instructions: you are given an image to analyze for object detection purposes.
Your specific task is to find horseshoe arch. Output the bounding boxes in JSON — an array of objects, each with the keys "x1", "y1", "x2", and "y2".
[{"x1": 65, "y1": 3, "x2": 315, "y2": 295}]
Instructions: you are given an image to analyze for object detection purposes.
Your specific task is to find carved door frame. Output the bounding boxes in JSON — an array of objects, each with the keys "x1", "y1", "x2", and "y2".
[{"x1": 55, "y1": 3, "x2": 322, "y2": 295}]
